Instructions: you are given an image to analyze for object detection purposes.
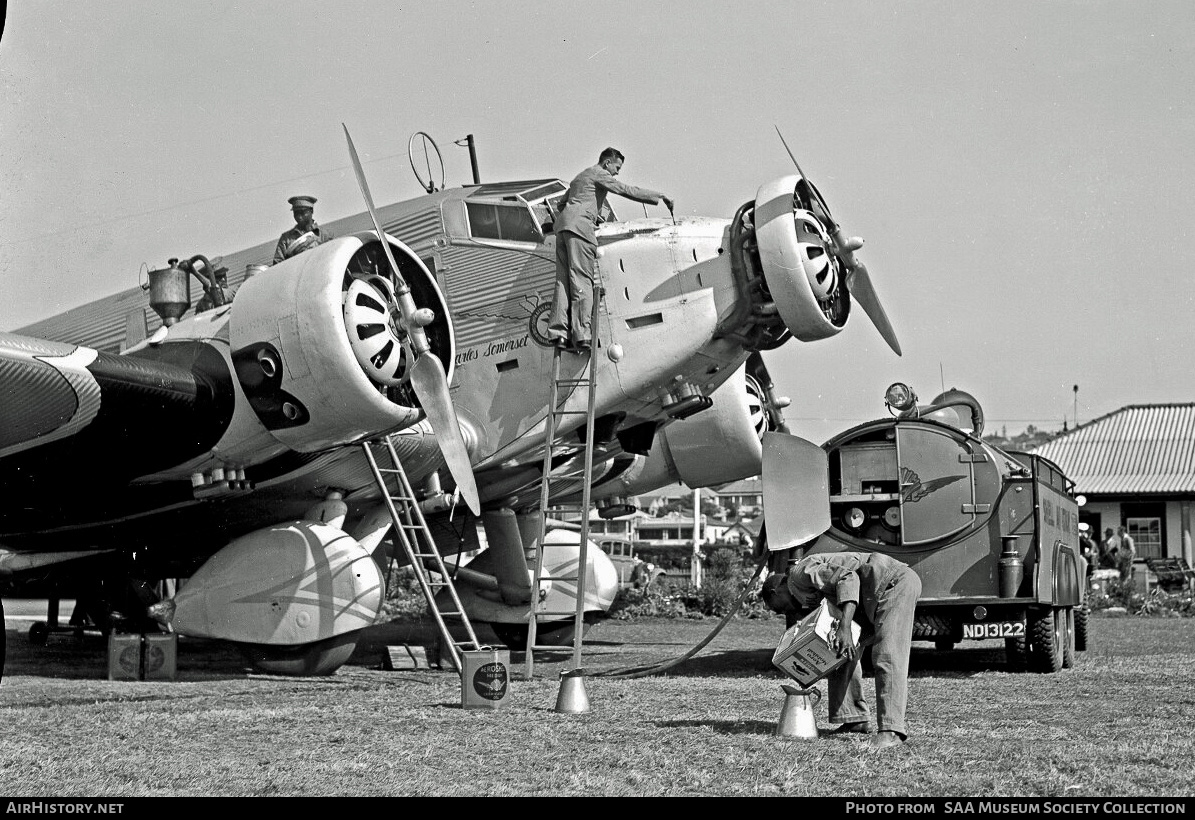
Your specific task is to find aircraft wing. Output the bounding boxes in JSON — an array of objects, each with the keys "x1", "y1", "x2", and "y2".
[{"x1": 0, "y1": 330, "x2": 233, "y2": 536}]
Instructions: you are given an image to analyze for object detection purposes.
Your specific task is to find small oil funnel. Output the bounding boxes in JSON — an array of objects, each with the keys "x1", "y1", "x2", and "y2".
[
  {"x1": 775, "y1": 683, "x2": 821, "y2": 739},
  {"x1": 555, "y1": 667, "x2": 591, "y2": 714}
]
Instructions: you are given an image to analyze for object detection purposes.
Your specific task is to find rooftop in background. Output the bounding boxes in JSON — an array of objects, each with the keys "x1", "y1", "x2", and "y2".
[{"x1": 1030, "y1": 404, "x2": 1195, "y2": 495}]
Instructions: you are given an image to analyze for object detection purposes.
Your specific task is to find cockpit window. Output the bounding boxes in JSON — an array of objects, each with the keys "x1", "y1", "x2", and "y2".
[{"x1": 465, "y1": 200, "x2": 543, "y2": 243}]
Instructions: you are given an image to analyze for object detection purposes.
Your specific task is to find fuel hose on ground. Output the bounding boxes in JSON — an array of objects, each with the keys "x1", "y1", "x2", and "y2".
[{"x1": 592, "y1": 551, "x2": 771, "y2": 680}]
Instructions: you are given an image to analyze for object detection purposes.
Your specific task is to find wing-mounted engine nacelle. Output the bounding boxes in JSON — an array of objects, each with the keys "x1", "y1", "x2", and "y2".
[
  {"x1": 229, "y1": 234, "x2": 455, "y2": 451},
  {"x1": 149, "y1": 519, "x2": 385, "y2": 676},
  {"x1": 736, "y1": 175, "x2": 850, "y2": 346},
  {"x1": 597, "y1": 361, "x2": 781, "y2": 497}
]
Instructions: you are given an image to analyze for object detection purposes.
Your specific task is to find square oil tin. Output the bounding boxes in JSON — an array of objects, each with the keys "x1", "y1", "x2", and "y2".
[
  {"x1": 142, "y1": 633, "x2": 178, "y2": 681},
  {"x1": 107, "y1": 632, "x2": 143, "y2": 681},
  {"x1": 460, "y1": 648, "x2": 511, "y2": 709}
]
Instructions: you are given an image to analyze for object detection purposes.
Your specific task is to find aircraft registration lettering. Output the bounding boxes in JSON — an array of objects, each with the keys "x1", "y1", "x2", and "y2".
[{"x1": 455, "y1": 333, "x2": 531, "y2": 367}]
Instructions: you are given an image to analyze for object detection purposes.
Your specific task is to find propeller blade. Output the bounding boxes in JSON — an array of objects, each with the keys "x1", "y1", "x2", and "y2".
[
  {"x1": 761, "y1": 432, "x2": 830, "y2": 550},
  {"x1": 344, "y1": 124, "x2": 480, "y2": 515},
  {"x1": 344, "y1": 125, "x2": 412, "y2": 296},
  {"x1": 843, "y1": 255, "x2": 902, "y2": 357},
  {"x1": 774, "y1": 125, "x2": 837, "y2": 230},
  {"x1": 411, "y1": 354, "x2": 480, "y2": 515},
  {"x1": 774, "y1": 124, "x2": 901, "y2": 356}
]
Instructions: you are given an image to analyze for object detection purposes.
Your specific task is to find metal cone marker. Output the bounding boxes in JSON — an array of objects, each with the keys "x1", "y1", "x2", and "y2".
[{"x1": 555, "y1": 668, "x2": 591, "y2": 714}]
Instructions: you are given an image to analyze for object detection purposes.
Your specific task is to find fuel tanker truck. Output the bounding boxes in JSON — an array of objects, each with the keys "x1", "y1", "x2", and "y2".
[{"x1": 767, "y1": 382, "x2": 1087, "y2": 673}]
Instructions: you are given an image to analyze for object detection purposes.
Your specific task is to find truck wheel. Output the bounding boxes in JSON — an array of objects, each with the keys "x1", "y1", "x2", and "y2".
[
  {"x1": 1061, "y1": 607, "x2": 1076, "y2": 669},
  {"x1": 1028, "y1": 607, "x2": 1063, "y2": 673},
  {"x1": 1075, "y1": 604, "x2": 1089, "y2": 652},
  {"x1": 1005, "y1": 636, "x2": 1029, "y2": 672}
]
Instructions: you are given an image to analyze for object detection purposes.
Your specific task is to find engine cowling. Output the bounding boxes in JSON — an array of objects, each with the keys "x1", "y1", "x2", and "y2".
[
  {"x1": 752, "y1": 175, "x2": 849, "y2": 343},
  {"x1": 601, "y1": 362, "x2": 776, "y2": 495},
  {"x1": 229, "y1": 234, "x2": 455, "y2": 452}
]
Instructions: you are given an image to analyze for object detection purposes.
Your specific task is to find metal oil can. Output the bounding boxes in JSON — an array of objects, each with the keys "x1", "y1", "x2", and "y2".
[
  {"x1": 998, "y1": 535, "x2": 1024, "y2": 598},
  {"x1": 142, "y1": 633, "x2": 178, "y2": 681},
  {"x1": 107, "y1": 632, "x2": 144, "y2": 681},
  {"x1": 460, "y1": 647, "x2": 511, "y2": 710}
]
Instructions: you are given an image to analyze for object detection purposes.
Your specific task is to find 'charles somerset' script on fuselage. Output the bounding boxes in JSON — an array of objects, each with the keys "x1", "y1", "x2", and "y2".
[{"x1": 455, "y1": 334, "x2": 530, "y2": 368}]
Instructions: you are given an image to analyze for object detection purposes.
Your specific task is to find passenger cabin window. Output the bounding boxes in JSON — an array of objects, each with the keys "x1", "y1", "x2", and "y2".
[{"x1": 466, "y1": 199, "x2": 543, "y2": 244}]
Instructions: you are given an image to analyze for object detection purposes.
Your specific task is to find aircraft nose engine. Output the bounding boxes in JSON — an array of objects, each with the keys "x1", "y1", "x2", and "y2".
[
  {"x1": 751, "y1": 175, "x2": 850, "y2": 344},
  {"x1": 344, "y1": 274, "x2": 414, "y2": 386}
]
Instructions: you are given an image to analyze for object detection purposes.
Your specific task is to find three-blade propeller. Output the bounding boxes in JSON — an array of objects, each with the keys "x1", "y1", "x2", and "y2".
[
  {"x1": 343, "y1": 124, "x2": 480, "y2": 515},
  {"x1": 774, "y1": 126, "x2": 901, "y2": 356}
]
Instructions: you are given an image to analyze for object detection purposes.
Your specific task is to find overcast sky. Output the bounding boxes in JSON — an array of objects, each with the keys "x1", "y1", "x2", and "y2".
[{"x1": 1, "y1": 1, "x2": 1192, "y2": 444}]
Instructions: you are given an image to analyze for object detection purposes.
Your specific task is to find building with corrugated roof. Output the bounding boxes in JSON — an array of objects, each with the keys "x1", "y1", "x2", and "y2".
[{"x1": 1030, "y1": 404, "x2": 1195, "y2": 566}]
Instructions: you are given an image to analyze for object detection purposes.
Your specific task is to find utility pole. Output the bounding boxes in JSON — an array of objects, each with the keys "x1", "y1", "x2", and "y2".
[
  {"x1": 690, "y1": 487, "x2": 703, "y2": 589},
  {"x1": 1073, "y1": 384, "x2": 1079, "y2": 428}
]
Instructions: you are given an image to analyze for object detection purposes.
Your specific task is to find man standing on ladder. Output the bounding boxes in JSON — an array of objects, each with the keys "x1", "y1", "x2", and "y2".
[{"x1": 547, "y1": 147, "x2": 674, "y2": 352}]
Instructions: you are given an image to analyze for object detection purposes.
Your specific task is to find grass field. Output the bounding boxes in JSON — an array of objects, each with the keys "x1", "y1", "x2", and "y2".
[{"x1": 1, "y1": 610, "x2": 1193, "y2": 797}]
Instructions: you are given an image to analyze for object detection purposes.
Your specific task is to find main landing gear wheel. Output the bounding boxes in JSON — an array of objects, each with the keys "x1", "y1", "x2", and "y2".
[
  {"x1": 490, "y1": 619, "x2": 592, "y2": 652},
  {"x1": 239, "y1": 632, "x2": 360, "y2": 676},
  {"x1": 1028, "y1": 607, "x2": 1064, "y2": 673}
]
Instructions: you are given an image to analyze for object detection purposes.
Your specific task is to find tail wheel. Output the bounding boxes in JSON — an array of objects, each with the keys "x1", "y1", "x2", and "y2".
[
  {"x1": 28, "y1": 621, "x2": 49, "y2": 646},
  {"x1": 1062, "y1": 606, "x2": 1077, "y2": 669},
  {"x1": 1028, "y1": 607, "x2": 1063, "y2": 673},
  {"x1": 1075, "y1": 604, "x2": 1090, "y2": 652}
]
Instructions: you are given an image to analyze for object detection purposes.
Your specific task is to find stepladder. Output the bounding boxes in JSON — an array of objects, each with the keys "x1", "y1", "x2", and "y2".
[
  {"x1": 361, "y1": 435, "x2": 483, "y2": 674},
  {"x1": 522, "y1": 284, "x2": 603, "y2": 680}
]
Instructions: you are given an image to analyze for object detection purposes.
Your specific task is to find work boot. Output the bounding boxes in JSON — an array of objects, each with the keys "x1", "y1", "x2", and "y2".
[{"x1": 870, "y1": 731, "x2": 906, "y2": 750}]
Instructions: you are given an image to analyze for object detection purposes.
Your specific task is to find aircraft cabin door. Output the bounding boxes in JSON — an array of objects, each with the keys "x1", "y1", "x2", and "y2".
[{"x1": 894, "y1": 426, "x2": 978, "y2": 546}]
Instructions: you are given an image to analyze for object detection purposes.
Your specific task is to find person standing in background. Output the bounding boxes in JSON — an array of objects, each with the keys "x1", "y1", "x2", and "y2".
[{"x1": 1116, "y1": 525, "x2": 1136, "y2": 582}]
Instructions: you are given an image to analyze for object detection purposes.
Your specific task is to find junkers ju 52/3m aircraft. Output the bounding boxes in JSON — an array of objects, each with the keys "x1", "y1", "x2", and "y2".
[{"x1": 0, "y1": 128, "x2": 900, "y2": 679}]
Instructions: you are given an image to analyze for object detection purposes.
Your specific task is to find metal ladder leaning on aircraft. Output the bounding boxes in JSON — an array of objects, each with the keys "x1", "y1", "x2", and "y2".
[
  {"x1": 523, "y1": 286, "x2": 604, "y2": 681},
  {"x1": 361, "y1": 435, "x2": 484, "y2": 672}
]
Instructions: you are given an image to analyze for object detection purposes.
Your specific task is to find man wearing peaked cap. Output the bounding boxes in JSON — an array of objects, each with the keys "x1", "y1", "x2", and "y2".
[{"x1": 272, "y1": 195, "x2": 335, "y2": 264}]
